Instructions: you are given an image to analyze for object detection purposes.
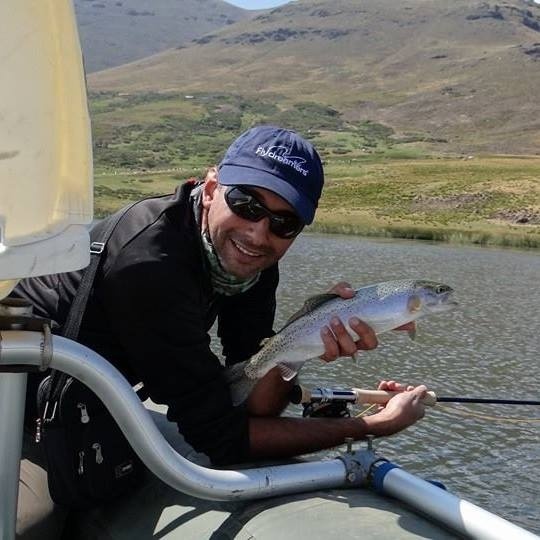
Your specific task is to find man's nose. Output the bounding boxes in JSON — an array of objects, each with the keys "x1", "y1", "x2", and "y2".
[{"x1": 247, "y1": 216, "x2": 272, "y2": 243}]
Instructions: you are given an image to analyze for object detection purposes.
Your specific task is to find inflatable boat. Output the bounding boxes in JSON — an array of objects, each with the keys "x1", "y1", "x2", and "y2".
[{"x1": 0, "y1": 2, "x2": 537, "y2": 539}]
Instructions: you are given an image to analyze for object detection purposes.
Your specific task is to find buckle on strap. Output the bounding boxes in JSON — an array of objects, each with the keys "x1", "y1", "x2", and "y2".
[
  {"x1": 40, "y1": 323, "x2": 53, "y2": 371},
  {"x1": 90, "y1": 242, "x2": 105, "y2": 254},
  {"x1": 43, "y1": 400, "x2": 58, "y2": 422}
]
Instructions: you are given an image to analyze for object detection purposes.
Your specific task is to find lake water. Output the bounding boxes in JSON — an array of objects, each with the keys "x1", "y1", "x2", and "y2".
[{"x1": 274, "y1": 233, "x2": 540, "y2": 535}]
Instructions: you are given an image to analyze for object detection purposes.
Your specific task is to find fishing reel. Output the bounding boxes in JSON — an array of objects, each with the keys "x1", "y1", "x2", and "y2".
[
  {"x1": 302, "y1": 400, "x2": 351, "y2": 418},
  {"x1": 292, "y1": 386, "x2": 356, "y2": 418}
]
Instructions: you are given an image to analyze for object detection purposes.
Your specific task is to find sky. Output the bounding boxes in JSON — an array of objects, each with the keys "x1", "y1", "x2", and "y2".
[{"x1": 225, "y1": 0, "x2": 290, "y2": 9}]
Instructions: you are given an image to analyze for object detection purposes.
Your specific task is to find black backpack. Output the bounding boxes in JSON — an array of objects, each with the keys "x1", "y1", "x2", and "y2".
[{"x1": 36, "y1": 204, "x2": 144, "y2": 508}]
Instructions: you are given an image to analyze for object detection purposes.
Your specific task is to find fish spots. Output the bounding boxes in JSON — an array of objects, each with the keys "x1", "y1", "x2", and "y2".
[{"x1": 243, "y1": 280, "x2": 456, "y2": 385}]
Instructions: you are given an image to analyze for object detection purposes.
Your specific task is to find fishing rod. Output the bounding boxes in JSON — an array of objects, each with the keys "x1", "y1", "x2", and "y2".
[{"x1": 290, "y1": 385, "x2": 540, "y2": 407}]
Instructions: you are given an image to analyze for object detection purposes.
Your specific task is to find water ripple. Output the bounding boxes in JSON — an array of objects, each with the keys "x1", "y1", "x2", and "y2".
[{"x1": 278, "y1": 234, "x2": 540, "y2": 534}]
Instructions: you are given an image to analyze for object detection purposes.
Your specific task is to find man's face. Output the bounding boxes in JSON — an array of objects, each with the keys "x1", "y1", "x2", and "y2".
[{"x1": 202, "y1": 178, "x2": 297, "y2": 279}]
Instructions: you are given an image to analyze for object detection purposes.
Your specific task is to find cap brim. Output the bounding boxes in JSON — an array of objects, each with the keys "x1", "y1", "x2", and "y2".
[{"x1": 218, "y1": 164, "x2": 316, "y2": 224}]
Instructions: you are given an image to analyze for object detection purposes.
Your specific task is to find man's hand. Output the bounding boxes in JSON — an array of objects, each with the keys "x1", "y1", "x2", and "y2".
[
  {"x1": 319, "y1": 282, "x2": 377, "y2": 362},
  {"x1": 377, "y1": 379, "x2": 414, "y2": 393},
  {"x1": 249, "y1": 380, "x2": 429, "y2": 459},
  {"x1": 367, "y1": 380, "x2": 427, "y2": 435},
  {"x1": 319, "y1": 282, "x2": 417, "y2": 362}
]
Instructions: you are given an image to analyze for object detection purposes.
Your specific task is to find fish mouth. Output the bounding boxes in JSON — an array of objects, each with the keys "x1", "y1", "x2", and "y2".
[
  {"x1": 437, "y1": 299, "x2": 458, "y2": 311},
  {"x1": 428, "y1": 291, "x2": 458, "y2": 312}
]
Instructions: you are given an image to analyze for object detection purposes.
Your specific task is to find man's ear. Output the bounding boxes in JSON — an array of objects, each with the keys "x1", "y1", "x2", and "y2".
[{"x1": 202, "y1": 173, "x2": 218, "y2": 209}]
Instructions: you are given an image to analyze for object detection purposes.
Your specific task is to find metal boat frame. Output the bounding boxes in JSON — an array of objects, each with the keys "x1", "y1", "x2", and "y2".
[
  {"x1": 0, "y1": 326, "x2": 537, "y2": 540},
  {"x1": 1, "y1": 3, "x2": 537, "y2": 539}
]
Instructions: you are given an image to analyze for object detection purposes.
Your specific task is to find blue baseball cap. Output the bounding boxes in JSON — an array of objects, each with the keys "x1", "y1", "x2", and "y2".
[{"x1": 218, "y1": 125, "x2": 324, "y2": 224}]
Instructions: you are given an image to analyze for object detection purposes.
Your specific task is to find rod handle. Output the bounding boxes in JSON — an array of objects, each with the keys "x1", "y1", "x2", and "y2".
[
  {"x1": 352, "y1": 388, "x2": 437, "y2": 407},
  {"x1": 292, "y1": 385, "x2": 312, "y2": 405}
]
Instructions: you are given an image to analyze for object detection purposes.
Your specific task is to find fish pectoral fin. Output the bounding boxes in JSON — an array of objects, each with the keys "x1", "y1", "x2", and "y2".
[
  {"x1": 408, "y1": 326, "x2": 417, "y2": 341},
  {"x1": 277, "y1": 360, "x2": 306, "y2": 381}
]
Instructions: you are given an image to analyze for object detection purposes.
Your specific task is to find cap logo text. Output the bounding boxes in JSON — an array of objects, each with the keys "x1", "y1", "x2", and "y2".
[{"x1": 255, "y1": 145, "x2": 309, "y2": 176}]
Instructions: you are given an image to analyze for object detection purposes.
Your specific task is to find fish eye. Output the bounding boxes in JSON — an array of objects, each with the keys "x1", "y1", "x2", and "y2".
[{"x1": 435, "y1": 285, "x2": 450, "y2": 294}]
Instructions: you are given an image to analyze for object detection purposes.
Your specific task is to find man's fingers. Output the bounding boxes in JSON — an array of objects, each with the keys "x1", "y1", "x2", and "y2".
[
  {"x1": 328, "y1": 281, "x2": 355, "y2": 299},
  {"x1": 320, "y1": 326, "x2": 339, "y2": 362},
  {"x1": 330, "y1": 317, "x2": 358, "y2": 356},
  {"x1": 349, "y1": 317, "x2": 378, "y2": 350},
  {"x1": 378, "y1": 380, "x2": 416, "y2": 393},
  {"x1": 320, "y1": 320, "x2": 352, "y2": 362},
  {"x1": 320, "y1": 316, "x2": 377, "y2": 361},
  {"x1": 413, "y1": 385, "x2": 428, "y2": 399}
]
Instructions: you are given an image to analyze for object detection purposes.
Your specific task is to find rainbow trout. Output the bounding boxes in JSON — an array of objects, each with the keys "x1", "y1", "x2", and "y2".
[{"x1": 226, "y1": 279, "x2": 457, "y2": 404}]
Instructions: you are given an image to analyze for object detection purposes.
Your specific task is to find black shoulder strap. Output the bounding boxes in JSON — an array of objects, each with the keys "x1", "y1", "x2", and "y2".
[
  {"x1": 46, "y1": 202, "x2": 138, "y2": 403},
  {"x1": 62, "y1": 203, "x2": 136, "y2": 340}
]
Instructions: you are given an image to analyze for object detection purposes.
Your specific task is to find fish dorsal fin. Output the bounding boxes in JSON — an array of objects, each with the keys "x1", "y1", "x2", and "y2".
[{"x1": 281, "y1": 293, "x2": 340, "y2": 330}]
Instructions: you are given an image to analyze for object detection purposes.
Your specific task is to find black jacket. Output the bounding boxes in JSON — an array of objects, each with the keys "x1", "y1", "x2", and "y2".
[{"x1": 16, "y1": 181, "x2": 278, "y2": 465}]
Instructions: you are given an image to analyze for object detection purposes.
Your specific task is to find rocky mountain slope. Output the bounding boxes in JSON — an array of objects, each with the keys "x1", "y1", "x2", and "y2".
[
  {"x1": 88, "y1": 0, "x2": 540, "y2": 153},
  {"x1": 75, "y1": 0, "x2": 251, "y2": 72}
]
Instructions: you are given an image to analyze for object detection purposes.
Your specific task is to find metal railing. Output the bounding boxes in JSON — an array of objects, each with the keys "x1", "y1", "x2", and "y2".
[{"x1": 0, "y1": 329, "x2": 537, "y2": 540}]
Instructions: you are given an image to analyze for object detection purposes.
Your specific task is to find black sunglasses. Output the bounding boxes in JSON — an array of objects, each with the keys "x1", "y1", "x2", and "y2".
[{"x1": 224, "y1": 186, "x2": 304, "y2": 239}]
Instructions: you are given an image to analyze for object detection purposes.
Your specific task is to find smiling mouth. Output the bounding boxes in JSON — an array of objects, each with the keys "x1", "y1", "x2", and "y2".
[{"x1": 231, "y1": 239, "x2": 264, "y2": 258}]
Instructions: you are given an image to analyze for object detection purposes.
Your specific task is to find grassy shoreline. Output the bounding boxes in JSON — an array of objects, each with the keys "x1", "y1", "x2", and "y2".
[
  {"x1": 89, "y1": 91, "x2": 539, "y2": 250},
  {"x1": 94, "y1": 155, "x2": 540, "y2": 250},
  {"x1": 309, "y1": 215, "x2": 540, "y2": 249}
]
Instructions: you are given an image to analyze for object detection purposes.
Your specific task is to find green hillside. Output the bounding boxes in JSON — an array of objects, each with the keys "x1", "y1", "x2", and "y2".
[
  {"x1": 89, "y1": 0, "x2": 540, "y2": 154},
  {"x1": 87, "y1": 0, "x2": 540, "y2": 247},
  {"x1": 90, "y1": 90, "x2": 540, "y2": 248}
]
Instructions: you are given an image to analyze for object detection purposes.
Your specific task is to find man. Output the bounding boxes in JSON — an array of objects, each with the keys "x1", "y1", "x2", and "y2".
[{"x1": 15, "y1": 125, "x2": 426, "y2": 537}]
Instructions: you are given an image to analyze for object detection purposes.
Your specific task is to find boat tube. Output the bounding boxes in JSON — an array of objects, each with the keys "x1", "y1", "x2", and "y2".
[
  {"x1": 1, "y1": 2, "x2": 538, "y2": 539},
  {"x1": 0, "y1": 327, "x2": 537, "y2": 540}
]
